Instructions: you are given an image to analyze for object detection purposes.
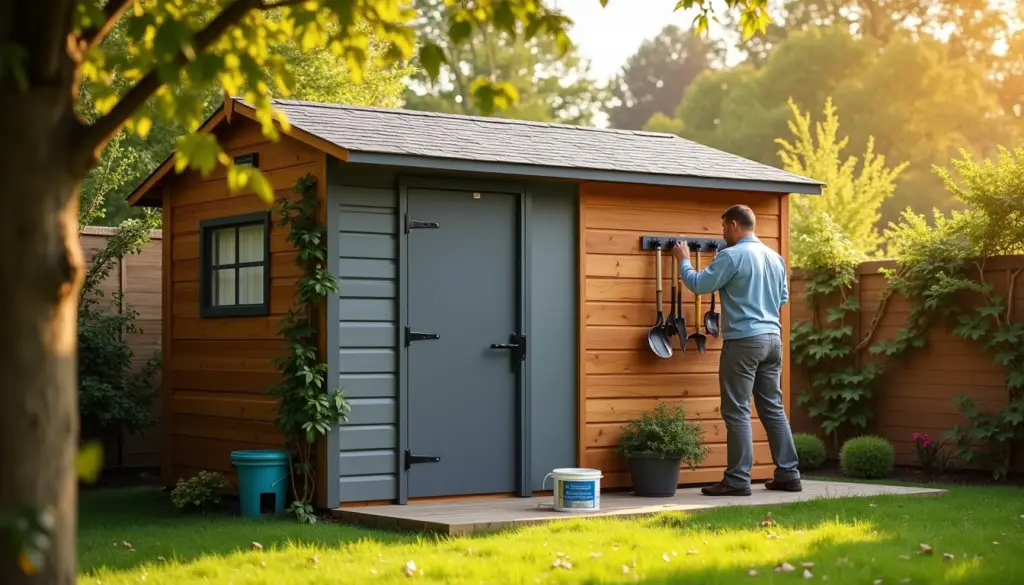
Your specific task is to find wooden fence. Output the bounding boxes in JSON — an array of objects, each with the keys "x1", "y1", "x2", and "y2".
[
  {"x1": 790, "y1": 256, "x2": 1024, "y2": 468},
  {"x1": 81, "y1": 226, "x2": 163, "y2": 469}
]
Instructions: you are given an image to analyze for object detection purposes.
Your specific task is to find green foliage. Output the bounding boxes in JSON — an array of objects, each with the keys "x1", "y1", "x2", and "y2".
[
  {"x1": 170, "y1": 471, "x2": 231, "y2": 513},
  {"x1": 778, "y1": 98, "x2": 907, "y2": 264},
  {"x1": 793, "y1": 433, "x2": 827, "y2": 470},
  {"x1": 404, "y1": 0, "x2": 605, "y2": 125},
  {"x1": 265, "y1": 175, "x2": 349, "y2": 523},
  {"x1": 881, "y1": 148, "x2": 1024, "y2": 479},
  {"x1": 663, "y1": 27, "x2": 1016, "y2": 228},
  {"x1": 78, "y1": 214, "x2": 162, "y2": 442},
  {"x1": 605, "y1": 25, "x2": 720, "y2": 130},
  {"x1": 617, "y1": 403, "x2": 710, "y2": 469},
  {"x1": 839, "y1": 436, "x2": 895, "y2": 479},
  {"x1": 789, "y1": 212, "x2": 880, "y2": 440}
]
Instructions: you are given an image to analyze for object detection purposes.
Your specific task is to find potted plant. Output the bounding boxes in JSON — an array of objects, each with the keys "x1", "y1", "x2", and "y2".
[{"x1": 617, "y1": 402, "x2": 710, "y2": 497}]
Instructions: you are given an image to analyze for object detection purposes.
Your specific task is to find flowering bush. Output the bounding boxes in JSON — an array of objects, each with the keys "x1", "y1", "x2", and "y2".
[{"x1": 912, "y1": 432, "x2": 953, "y2": 474}]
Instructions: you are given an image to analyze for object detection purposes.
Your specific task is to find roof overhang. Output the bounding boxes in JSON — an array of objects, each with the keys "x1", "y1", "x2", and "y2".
[
  {"x1": 125, "y1": 97, "x2": 350, "y2": 207},
  {"x1": 127, "y1": 96, "x2": 823, "y2": 207},
  {"x1": 343, "y1": 151, "x2": 825, "y2": 195}
]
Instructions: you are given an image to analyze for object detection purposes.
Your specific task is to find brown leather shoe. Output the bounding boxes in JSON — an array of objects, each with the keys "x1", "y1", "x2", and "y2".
[
  {"x1": 764, "y1": 478, "x2": 803, "y2": 492},
  {"x1": 700, "y1": 481, "x2": 752, "y2": 497}
]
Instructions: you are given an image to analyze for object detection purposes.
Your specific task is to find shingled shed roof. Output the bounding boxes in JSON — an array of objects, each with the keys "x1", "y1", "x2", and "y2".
[
  {"x1": 251, "y1": 98, "x2": 822, "y2": 194},
  {"x1": 127, "y1": 96, "x2": 822, "y2": 206}
]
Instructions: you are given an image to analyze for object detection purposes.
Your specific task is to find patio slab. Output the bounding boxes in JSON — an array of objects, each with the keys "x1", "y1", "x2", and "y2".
[{"x1": 331, "y1": 480, "x2": 946, "y2": 535}]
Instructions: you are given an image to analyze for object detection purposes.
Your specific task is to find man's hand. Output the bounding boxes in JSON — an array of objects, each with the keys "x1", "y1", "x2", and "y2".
[{"x1": 671, "y1": 239, "x2": 690, "y2": 263}]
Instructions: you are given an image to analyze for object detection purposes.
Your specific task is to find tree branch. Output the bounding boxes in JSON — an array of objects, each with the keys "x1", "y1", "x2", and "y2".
[
  {"x1": 78, "y1": 0, "x2": 131, "y2": 54},
  {"x1": 73, "y1": 0, "x2": 262, "y2": 164}
]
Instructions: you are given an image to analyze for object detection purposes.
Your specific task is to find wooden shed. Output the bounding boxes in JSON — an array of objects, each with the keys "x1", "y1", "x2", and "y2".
[{"x1": 127, "y1": 97, "x2": 822, "y2": 507}]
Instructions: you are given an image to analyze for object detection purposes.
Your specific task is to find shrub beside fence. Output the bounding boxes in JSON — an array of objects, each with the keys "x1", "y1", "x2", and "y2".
[
  {"x1": 790, "y1": 256, "x2": 1024, "y2": 471},
  {"x1": 81, "y1": 226, "x2": 163, "y2": 469}
]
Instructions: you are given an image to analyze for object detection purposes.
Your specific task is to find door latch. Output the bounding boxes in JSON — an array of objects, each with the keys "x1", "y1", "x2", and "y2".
[
  {"x1": 405, "y1": 214, "x2": 440, "y2": 233},
  {"x1": 490, "y1": 332, "x2": 527, "y2": 371},
  {"x1": 404, "y1": 449, "x2": 441, "y2": 471}
]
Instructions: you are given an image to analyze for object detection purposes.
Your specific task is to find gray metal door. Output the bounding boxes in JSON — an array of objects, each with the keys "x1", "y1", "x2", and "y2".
[{"x1": 405, "y1": 187, "x2": 520, "y2": 499}]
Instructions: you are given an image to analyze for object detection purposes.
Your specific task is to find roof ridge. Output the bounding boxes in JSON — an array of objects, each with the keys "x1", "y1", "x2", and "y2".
[{"x1": 252, "y1": 97, "x2": 676, "y2": 139}]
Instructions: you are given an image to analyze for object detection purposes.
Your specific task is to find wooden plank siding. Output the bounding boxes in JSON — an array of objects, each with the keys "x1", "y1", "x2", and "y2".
[
  {"x1": 162, "y1": 116, "x2": 327, "y2": 490},
  {"x1": 80, "y1": 227, "x2": 163, "y2": 469},
  {"x1": 790, "y1": 256, "x2": 1024, "y2": 470},
  {"x1": 578, "y1": 182, "x2": 786, "y2": 489}
]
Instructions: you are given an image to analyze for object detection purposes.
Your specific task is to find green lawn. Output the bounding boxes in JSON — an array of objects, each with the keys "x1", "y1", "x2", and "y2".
[{"x1": 79, "y1": 484, "x2": 1024, "y2": 584}]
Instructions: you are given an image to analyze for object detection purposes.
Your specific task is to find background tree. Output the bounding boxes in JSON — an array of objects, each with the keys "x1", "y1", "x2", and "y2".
[
  {"x1": 402, "y1": 0, "x2": 605, "y2": 124},
  {"x1": 651, "y1": 27, "x2": 1015, "y2": 226},
  {"x1": 777, "y1": 98, "x2": 907, "y2": 266},
  {"x1": 0, "y1": 1, "x2": 768, "y2": 583},
  {"x1": 603, "y1": 25, "x2": 721, "y2": 130}
]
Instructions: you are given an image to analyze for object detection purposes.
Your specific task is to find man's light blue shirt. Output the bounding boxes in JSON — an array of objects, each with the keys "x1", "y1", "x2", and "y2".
[{"x1": 680, "y1": 235, "x2": 788, "y2": 341}]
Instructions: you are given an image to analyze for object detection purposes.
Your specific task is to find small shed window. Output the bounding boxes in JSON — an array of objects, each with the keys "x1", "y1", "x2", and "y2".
[{"x1": 199, "y1": 212, "x2": 270, "y2": 318}]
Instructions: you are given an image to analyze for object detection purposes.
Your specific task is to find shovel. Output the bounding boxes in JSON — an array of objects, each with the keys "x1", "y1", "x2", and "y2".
[
  {"x1": 672, "y1": 243, "x2": 687, "y2": 352},
  {"x1": 647, "y1": 241, "x2": 673, "y2": 358},
  {"x1": 703, "y1": 241, "x2": 722, "y2": 338},
  {"x1": 686, "y1": 240, "x2": 707, "y2": 354}
]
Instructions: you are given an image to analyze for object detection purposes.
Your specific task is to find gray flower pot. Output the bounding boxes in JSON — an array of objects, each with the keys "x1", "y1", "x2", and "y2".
[{"x1": 626, "y1": 452, "x2": 683, "y2": 497}]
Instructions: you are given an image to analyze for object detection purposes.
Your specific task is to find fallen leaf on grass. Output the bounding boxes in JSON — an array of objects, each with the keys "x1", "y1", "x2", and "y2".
[
  {"x1": 309, "y1": 555, "x2": 319, "y2": 566},
  {"x1": 803, "y1": 568, "x2": 813, "y2": 579},
  {"x1": 873, "y1": 580, "x2": 883, "y2": 585},
  {"x1": 156, "y1": 556, "x2": 165, "y2": 562},
  {"x1": 662, "y1": 553, "x2": 671, "y2": 563},
  {"x1": 918, "y1": 544, "x2": 933, "y2": 555},
  {"x1": 747, "y1": 568, "x2": 758, "y2": 577},
  {"x1": 370, "y1": 569, "x2": 377, "y2": 575},
  {"x1": 121, "y1": 541, "x2": 133, "y2": 551},
  {"x1": 898, "y1": 555, "x2": 910, "y2": 561},
  {"x1": 899, "y1": 579, "x2": 911, "y2": 584},
  {"x1": 249, "y1": 542, "x2": 263, "y2": 551},
  {"x1": 589, "y1": 552, "x2": 602, "y2": 558},
  {"x1": 776, "y1": 562, "x2": 795, "y2": 573},
  {"x1": 621, "y1": 565, "x2": 630, "y2": 574},
  {"x1": 404, "y1": 560, "x2": 417, "y2": 577},
  {"x1": 943, "y1": 553, "x2": 955, "y2": 561},
  {"x1": 687, "y1": 549, "x2": 699, "y2": 556},
  {"x1": 993, "y1": 541, "x2": 1000, "y2": 546},
  {"x1": 802, "y1": 562, "x2": 815, "y2": 568}
]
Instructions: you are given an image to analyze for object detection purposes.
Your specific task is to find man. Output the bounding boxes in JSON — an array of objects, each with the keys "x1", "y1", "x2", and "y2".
[{"x1": 672, "y1": 204, "x2": 801, "y2": 496}]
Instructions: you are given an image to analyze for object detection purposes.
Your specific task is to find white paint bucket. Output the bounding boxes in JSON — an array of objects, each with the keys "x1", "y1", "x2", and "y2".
[{"x1": 542, "y1": 468, "x2": 603, "y2": 512}]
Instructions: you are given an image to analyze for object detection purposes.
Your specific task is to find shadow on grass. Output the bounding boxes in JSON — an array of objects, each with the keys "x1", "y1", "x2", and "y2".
[{"x1": 78, "y1": 487, "x2": 422, "y2": 575}]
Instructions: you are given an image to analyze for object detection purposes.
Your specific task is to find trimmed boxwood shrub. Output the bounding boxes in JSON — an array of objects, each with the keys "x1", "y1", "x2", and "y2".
[
  {"x1": 840, "y1": 436, "x2": 895, "y2": 479},
  {"x1": 793, "y1": 433, "x2": 827, "y2": 470}
]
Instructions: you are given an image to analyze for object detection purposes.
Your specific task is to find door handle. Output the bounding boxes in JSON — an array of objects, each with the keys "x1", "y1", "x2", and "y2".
[{"x1": 490, "y1": 343, "x2": 520, "y2": 349}]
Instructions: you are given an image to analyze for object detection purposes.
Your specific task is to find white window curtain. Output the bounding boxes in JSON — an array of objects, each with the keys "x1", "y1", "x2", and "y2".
[
  {"x1": 213, "y1": 268, "x2": 236, "y2": 306},
  {"x1": 213, "y1": 228, "x2": 235, "y2": 266},
  {"x1": 238, "y1": 224, "x2": 264, "y2": 263}
]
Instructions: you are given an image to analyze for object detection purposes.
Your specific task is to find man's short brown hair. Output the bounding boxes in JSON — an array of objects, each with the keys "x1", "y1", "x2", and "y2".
[{"x1": 722, "y1": 204, "x2": 756, "y2": 229}]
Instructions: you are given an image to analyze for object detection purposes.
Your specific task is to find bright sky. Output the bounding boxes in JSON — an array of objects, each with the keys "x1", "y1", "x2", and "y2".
[{"x1": 551, "y1": 0, "x2": 729, "y2": 81}]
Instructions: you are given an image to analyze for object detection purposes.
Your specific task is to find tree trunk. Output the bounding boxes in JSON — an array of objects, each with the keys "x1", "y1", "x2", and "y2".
[{"x1": 0, "y1": 88, "x2": 86, "y2": 585}]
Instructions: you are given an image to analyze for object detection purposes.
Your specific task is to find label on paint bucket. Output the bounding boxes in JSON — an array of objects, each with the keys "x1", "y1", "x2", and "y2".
[{"x1": 559, "y1": 480, "x2": 597, "y2": 509}]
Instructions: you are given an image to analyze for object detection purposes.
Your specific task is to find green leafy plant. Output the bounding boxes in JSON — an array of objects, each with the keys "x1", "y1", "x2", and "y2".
[
  {"x1": 617, "y1": 403, "x2": 710, "y2": 469},
  {"x1": 839, "y1": 436, "x2": 895, "y2": 479},
  {"x1": 170, "y1": 471, "x2": 231, "y2": 513},
  {"x1": 265, "y1": 175, "x2": 350, "y2": 523},
  {"x1": 793, "y1": 433, "x2": 827, "y2": 470},
  {"x1": 78, "y1": 216, "x2": 162, "y2": 446},
  {"x1": 790, "y1": 211, "x2": 884, "y2": 444}
]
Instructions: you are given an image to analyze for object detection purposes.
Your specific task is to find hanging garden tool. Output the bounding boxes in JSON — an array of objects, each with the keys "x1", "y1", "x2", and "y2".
[
  {"x1": 647, "y1": 239, "x2": 673, "y2": 358},
  {"x1": 686, "y1": 240, "x2": 707, "y2": 354},
  {"x1": 665, "y1": 241, "x2": 680, "y2": 341},
  {"x1": 703, "y1": 240, "x2": 721, "y2": 338},
  {"x1": 672, "y1": 241, "x2": 687, "y2": 352}
]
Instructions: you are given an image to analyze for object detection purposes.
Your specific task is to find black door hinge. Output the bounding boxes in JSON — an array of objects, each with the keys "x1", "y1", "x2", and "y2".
[
  {"x1": 405, "y1": 214, "x2": 439, "y2": 233},
  {"x1": 405, "y1": 325, "x2": 440, "y2": 347},
  {"x1": 404, "y1": 449, "x2": 441, "y2": 471}
]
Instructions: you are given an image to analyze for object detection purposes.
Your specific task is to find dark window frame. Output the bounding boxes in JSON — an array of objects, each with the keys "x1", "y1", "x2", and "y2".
[{"x1": 198, "y1": 211, "x2": 271, "y2": 318}]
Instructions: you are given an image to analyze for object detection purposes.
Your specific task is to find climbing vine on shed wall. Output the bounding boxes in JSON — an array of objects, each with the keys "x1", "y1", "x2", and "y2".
[{"x1": 266, "y1": 174, "x2": 349, "y2": 523}]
